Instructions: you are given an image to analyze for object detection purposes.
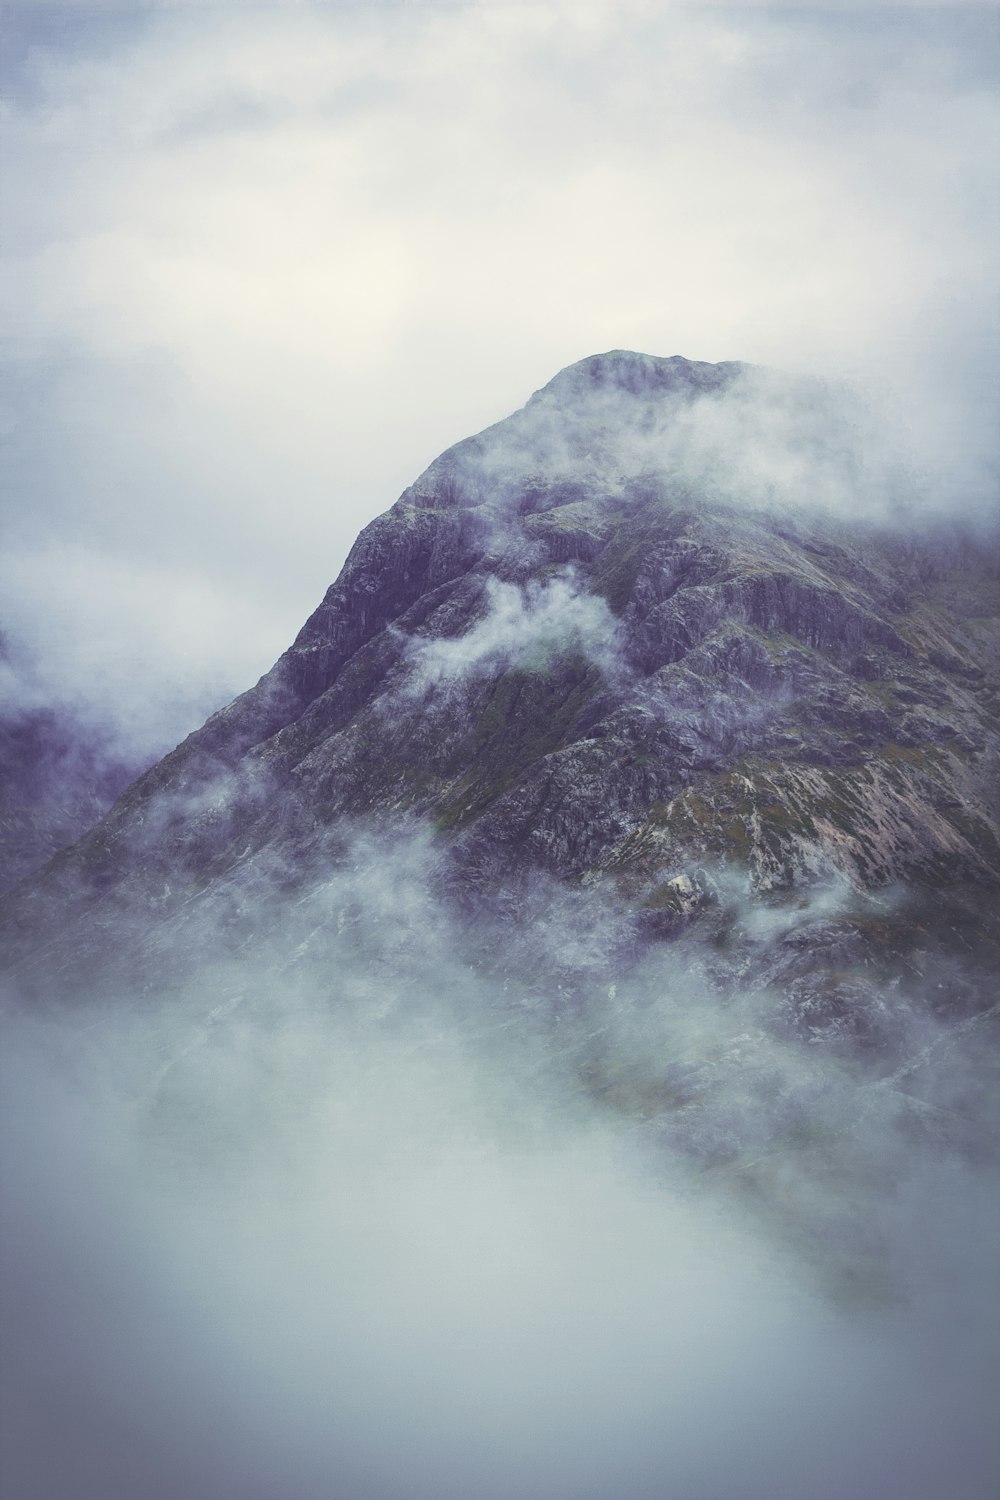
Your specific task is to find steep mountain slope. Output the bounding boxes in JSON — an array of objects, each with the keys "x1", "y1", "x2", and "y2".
[{"x1": 5, "y1": 353, "x2": 996, "y2": 938}]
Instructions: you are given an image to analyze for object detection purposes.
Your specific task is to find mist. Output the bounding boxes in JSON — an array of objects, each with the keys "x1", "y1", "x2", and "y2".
[
  {"x1": 3, "y1": 5, "x2": 998, "y2": 1496},
  {"x1": 3, "y1": 824, "x2": 999, "y2": 1499},
  {"x1": 3, "y1": 0, "x2": 998, "y2": 762},
  {"x1": 402, "y1": 571, "x2": 624, "y2": 693}
]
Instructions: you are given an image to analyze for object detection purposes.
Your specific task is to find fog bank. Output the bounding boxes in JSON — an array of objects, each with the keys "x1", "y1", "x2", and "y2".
[{"x1": 3, "y1": 829, "x2": 998, "y2": 1499}]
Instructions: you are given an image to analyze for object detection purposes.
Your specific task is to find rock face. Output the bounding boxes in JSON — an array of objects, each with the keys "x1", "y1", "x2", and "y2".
[{"x1": 2, "y1": 351, "x2": 998, "y2": 986}]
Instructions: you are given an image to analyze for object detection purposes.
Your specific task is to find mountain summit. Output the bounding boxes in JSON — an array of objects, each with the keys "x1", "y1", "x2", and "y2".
[{"x1": 531, "y1": 349, "x2": 748, "y2": 400}]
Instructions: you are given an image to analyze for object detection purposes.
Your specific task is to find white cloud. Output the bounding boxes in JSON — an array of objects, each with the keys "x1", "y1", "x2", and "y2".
[
  {"x1": 3, "y1": 825, "x2": 998, "y2": 1498},
  {"x1": 2, "y1": 1, "x2": 996, "y2": 752},
  {"x1": 0, "y1": 543, "x2": 281, "y2": 758},
  {"x1": 404, "y1": 570, "x2": 623, "y2": 694}
]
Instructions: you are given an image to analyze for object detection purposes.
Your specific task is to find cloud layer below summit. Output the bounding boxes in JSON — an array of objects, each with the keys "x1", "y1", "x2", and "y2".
[
  {"x1": 3, "y1": 829, "x2": 999, "y2": 1500},
  {"x1": 2, "y1": 1, "x2": 997, "y2": 756}
]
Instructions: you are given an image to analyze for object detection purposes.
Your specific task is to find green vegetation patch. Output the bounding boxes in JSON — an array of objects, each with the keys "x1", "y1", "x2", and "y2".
[{"x1": 431, "y1": 656, "x2": 602, "y2": 831}]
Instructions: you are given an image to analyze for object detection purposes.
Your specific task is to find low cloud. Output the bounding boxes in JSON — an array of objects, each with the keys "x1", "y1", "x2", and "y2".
[
  {"x1": 403, "y1": 570, "x2": 623, "y2": 694},
  {"x1": 2, "y1": 824, "x2": 998, "y2": 1499},
  {"x1": 438, "y1": 357, "x2": 997, "y2": 534},
  {"x1": 0, "y1": 544, "x2": 282, "y2": 764}
]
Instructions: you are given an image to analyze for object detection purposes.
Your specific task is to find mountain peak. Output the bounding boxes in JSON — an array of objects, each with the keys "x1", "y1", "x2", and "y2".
[{"x1": 532, "y1": 349, "x2": 749, "y2": 404}]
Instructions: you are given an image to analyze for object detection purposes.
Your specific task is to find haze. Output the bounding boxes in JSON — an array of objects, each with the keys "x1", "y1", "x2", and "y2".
[{"x1": 2, "y1": 0, "x2": 997, "y2": 762}]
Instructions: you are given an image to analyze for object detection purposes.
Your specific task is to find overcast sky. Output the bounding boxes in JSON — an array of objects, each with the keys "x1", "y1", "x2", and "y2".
[{"x1": 2, "y1": 0, "x2": 997, "y2": 759}]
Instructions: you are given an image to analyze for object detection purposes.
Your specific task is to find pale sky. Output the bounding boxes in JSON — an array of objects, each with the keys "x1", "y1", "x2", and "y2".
[{"x1": 2, "y1": 0, "x2": 997, "y2": 758}]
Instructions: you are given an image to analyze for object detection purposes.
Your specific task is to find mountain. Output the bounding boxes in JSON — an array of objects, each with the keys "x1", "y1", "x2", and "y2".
[
  {"x1": 3, "y1": 355, "x2": 999, "y2": 1488},
  {"x1": 4, "y1": 352, "x2": 997, "y2": 968}
]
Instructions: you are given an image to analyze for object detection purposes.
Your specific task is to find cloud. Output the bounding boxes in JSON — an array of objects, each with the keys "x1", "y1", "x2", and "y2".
[
  {"x1": 3, "y1": 13, "x2": 996, "y2": 1491},
  {"x1": 1, "y1": 1, "x2": 996, "y2": 755},
  {"x1": 0, "y1": 542, "x2": 282, "y2": 760},
  {"x1": 403, "y1": 570, "x2": 623, "y2": 693},
  {"x1": 2, "y1": 825, "x2": 999, "y2": 1499}
]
